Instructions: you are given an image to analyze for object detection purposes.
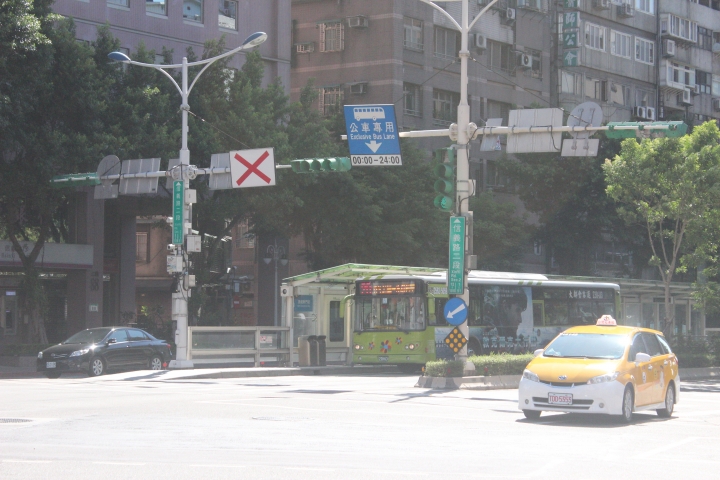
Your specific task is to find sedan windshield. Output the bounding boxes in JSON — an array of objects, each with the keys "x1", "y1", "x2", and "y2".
[
  {"x1": 63, "y1": 328, "x2": 112, "y2": 345},
  {"x1": 543, "y1": 333, "x2": 627, "y2": 359}
]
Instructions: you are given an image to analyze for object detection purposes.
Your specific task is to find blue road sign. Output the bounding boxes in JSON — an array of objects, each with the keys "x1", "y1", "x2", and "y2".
[
  {"x1": 443, "y1": 297, "x2": 468, "y2": 326},
  {"x1": 343, "y1": 104, "x2": 402, "y2": 167}
]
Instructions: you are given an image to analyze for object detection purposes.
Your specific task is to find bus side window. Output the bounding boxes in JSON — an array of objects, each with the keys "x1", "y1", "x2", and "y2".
[{"x1": 532, "y1": 301, "x2": 544, "y2": 327}]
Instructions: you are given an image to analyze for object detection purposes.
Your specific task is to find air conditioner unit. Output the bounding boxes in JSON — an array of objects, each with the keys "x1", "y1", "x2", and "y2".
[
  {"x1": 295, "y1": 42, "x2": 315, "y2": 54},
  {"x1": 618, "y1": 3, "x2": 635, "y2": 17},
  {"x1": 663, "y1": 39, "x2": 676, "y2": 57},
  {"x1": 713, "y1": 98, "x2": 720, "y2": 112},
  {"x1": 474, "y1": 34, "x2": 487, "y2": 51},
  {"x1": 593, "y1": 0, "x2": 610, "y2": 10},
  {"x1": 645, "y1": 107, "x2": 656, "y2": 121},
  {"x1": 632, "y1": 106, "x2": 646, "y2": 119},
  {"x1": 350, "y1": 82, "x2": 368, "y2": 94},
  {"x1": 504, "y1": 8, "x2": 516, "y2": 23},
  {"x1": 347, "y1": 15, "x2": 368, "y2": 28},
  {"x1": 516, "y1": 53, "x2": 532, "y2": 69},
  {"x1": 681, "y1": 88, "x2": 692, "y2": 105}
]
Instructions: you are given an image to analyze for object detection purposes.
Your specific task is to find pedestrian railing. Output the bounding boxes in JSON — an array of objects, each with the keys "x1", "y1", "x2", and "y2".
[{"x1": 187, "y1": 326, "x2": 291, "y2": 367}]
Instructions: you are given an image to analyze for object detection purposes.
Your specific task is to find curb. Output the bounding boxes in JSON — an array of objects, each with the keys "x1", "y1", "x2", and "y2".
[{"x1": 415, "y1": 366, "x2": 720, "y2": 391}]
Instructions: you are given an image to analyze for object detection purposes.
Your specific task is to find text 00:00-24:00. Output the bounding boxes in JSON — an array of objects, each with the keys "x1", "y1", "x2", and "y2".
[{"x1": 351, "y1": 155, "x2": 402, "y2": 166}]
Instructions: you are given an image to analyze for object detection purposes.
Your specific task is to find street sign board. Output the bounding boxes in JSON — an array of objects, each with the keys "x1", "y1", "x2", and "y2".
[
  {"x1": 507, "y1": 108, "x2": 563, "y2": 154},
  {"x1": 443, "y1": 297, "x2": 468, "y2": 326},
  {"x1": 343, "y1": 104, "x2": 402, "y2": 167},
  {"x1": 444, "y1": 327, "x2": 468, "y2": 354},
  {"x1": 448, "y1": 217, "x2": 465, "y2": 295},
  {"x1": 120, "y1": 158, "x2": 161, "y2": 195},
  {"x1": 561, "y1": 138, "x2": 600, "y2": 157},
  {"x1": 563, "y1": 11, "x2": 579, "y2": 30},
  {"x1": 230, "y1": 148, "x2": 276, "y2": 188},
  {"x1": 563, "y1": 31, "x2": 578, "y2": 48},
  {"x1": 172, "y1": 180, "x2": 184, "y2": 245},
  {"x1": 563, "y1": 49, "x2": 580, "y2": 67}
]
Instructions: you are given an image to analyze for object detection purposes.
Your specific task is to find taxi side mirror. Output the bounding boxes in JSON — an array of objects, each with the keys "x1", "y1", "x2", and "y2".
[
  {"x1": 533, "y1": 349, "x2": 544, "y2": 357},
  {"x1": 634, "y1": 352, "x2": 651, "y2": 363}
]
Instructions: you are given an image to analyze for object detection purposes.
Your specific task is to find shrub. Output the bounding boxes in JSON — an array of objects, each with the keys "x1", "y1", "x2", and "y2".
[
  {"x1": 0, "y1": 344, "x2": 51, "y2": 357},
  {"x1": 676, "y1": 353, "x2": 714, "y2": 368},
  {"x1": 469, "y1": 353, "x2": 535, "y2": 376},
  {"x1": 424, "y1": 359, "x2": 464, "y2": 377}
]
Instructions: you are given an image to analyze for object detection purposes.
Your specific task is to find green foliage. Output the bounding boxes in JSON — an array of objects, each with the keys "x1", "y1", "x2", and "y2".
[
  {"x1": 470, "y1": 192, "x2": 529, "y2": 271},
  {"x1": 469, "y1": 353, "x2": 535, "y2": 376},
  {"x1": 424, "y1": 359, "x2": 464, "y2": 377},
  {"x1": 676, "y1": 353, "x2": 714, "y2": 368}
]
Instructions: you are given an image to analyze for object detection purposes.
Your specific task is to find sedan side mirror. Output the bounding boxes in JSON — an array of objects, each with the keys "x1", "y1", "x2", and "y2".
[
  {"x1": 634, "y1": 352, "x2": 651, "y2": 363},
  {"x1": 533, "y1": 349, "x2": 544, "y2": 357},
  {"x1": 106, "y1": 338, "x2": 117, "y2": 345}
]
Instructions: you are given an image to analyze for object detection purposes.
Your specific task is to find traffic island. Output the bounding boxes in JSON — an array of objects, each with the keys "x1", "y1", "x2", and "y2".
[{"x1": 415, "y1": 374, "x2": 520, "y2": 391}]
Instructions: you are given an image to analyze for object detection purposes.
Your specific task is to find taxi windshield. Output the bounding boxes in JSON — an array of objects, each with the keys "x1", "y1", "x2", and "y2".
[{"x1": 543, "y1": 333, "x2": 627, "y2": 359}]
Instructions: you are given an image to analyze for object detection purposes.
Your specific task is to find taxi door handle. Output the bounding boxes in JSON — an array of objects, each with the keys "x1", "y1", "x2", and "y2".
[{"x1": 647, "y1": 365, "x2": 653, "y2": 370}]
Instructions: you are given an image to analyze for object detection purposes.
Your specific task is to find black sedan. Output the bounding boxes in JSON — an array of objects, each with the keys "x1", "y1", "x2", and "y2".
[{"x1": 37, "y1": 327, "x2": 173, "y2": 378}]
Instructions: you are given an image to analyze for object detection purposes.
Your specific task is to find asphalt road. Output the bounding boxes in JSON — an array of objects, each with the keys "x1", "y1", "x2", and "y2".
[{"x1": 1, "y1": 371, "x2": 719, "y2": 479}]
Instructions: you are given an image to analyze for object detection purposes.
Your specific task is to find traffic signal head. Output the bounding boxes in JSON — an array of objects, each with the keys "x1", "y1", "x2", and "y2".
[
  {"x1": 433, "y1": 147, "x2": 456, "y2": 213},
  {"x1": 291, "y1": 157, "x2": 351, "y2": 173}
]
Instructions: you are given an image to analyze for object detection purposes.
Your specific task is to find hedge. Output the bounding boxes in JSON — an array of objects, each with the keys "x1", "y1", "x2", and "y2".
[
  {"x1": 425, "y1": 353, "x2": 534, "y2": 377},
  {"x1": 0, "y1": 344, "x2": 51, "y2": 357},
  {"x1": 676, "y1": 353, "x2": 715, "y2": 368}
]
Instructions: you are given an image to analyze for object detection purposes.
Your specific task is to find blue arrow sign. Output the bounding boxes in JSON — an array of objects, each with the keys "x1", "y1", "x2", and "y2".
[
  {"x1": 344, "y1": 104, "x2": 402, "y2": 166},
  {"x1": 443, "y1": 297, "x2": 468, "y2": 326}
]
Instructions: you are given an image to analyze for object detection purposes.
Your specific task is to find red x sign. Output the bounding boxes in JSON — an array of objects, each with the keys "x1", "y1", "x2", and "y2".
[{"x1": 229, "y1": 148, "x2": 276, "y2": 188}]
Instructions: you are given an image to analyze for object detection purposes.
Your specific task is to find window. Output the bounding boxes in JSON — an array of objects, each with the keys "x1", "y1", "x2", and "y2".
[
  {"x1": 146, "y1": 0, "x2": 167, "y2": 15},
  {"x1": 560, "y1": 70, "x2": 582, "y2": 95},
  {"x1": 486, "y1": 100, "x2": 511, "y2": 124},
  {"x1": 698, "y1": 27, "x2": 713, "y2": 51},
  {"x1": 608, "y1": 83, "x2": 631, "y2": 105},
  {"x1": 403, "y1": 83, "x2": 422, "y2": 116},
  {"x1": 713, "y1": 74, "x2": 720, "y2": 96},
  {"x1": 635, "y1": 0, "x2": 654, "y2": 14},
  {"x1": 585, "y1": 78, "x2": 607, "y2": 101},
  {"x1": 108, "y1": 0, "x2": 129, "y2": 7},
  {"x1": 108, "y1": 329, "x2": 129, "y2": 343},
  {"x1": 127, "y1": 329, "x2": 149, "y2": 341},
  {"x1": 234, "y1": 219, "x2": 255, "y2": 249},
  {"x1": 697, "y1": 70, "x2": 712, "y2": 94},
  {"x1": 660, "y1": 14, "x2": 698, "y2": 43},
  {"x1": 635, "y1": 87, "x2": 655, "y2": 108},
  {"x1": 403, "y1": 17, "x2": 423, "y2": 51},
  {"x1": 488, "y1": 41, "x2": 514, "y2": 73},
  {"x1": 318, "y1": 86, "x2": 343, "y2": 116},
  {"x1": 433, "y1": 89, "x2": 458, "y2": 126},
  {"x1": 610, "y1": 30, "x2": 632, "y2": 58},
  {"x1": 585, "y1": 23, "x2": 606, "y2": 51},
  {"x1": 635, "y1": 37, "x2": 654, "y2": 64},
  {"x1": 136, "y1": 232, "x2": 148, "y2": 263},
  {"x1": 668, "y1": 62, "x2": 695, "y2": 87},
  {"x1": 484, "y1": 159, "x2": 511, "y2": 190},
  {"x1": 320, "y1": 22, "x2": 344, "y2": 52},
  {"x1": 183, "y1": 0, "x2": 203, "y2": 22},
  {"x1": 219, "y1": 0, "x2": 238, "y2": 30},
  {"x1": 434, "y1": 26, "x2": 459, "y2": 59},
  {"x1": 528, "y1": 50, "x2": 542, "y2": 78}
]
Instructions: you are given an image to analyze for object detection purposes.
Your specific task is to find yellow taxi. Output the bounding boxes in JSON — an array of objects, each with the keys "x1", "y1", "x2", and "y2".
[{"x1": 518, "y1": 315, "x2": 679, "y2": 422}]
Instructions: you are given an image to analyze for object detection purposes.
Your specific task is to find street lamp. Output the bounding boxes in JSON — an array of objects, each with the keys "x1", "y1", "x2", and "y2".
[
  {"x1": 108, "y1": 31, "x2": 267, "y2": 369},
  {"x1": 263, "y1": 239, "x2": 288, "y2": 327}
]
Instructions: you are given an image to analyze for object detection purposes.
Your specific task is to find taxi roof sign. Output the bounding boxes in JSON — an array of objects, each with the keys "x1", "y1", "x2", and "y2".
[{"x1": 596, "y1": 315, "x2": 617, "y2": 326}]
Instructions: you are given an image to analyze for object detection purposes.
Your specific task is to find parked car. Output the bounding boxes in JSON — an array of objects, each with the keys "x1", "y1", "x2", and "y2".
[
  {"x1": 37, "y1": 327, "x2": 173, "y2": 378},
  {"x1": 518, "y1": 315, "x2": 679, "y2": 423}
]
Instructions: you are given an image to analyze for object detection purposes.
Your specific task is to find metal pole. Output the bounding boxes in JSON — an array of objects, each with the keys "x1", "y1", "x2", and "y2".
[{"x1": 273, "y1": 241, "x2": 279, "y2": 327}]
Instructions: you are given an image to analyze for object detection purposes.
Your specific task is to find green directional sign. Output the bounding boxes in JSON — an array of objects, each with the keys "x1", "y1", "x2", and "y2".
[
  {"x1": 448, "y1": 216, "x2": 465, "y2": 295},
  {"x1": 172, "y1": 180, "x2": 184, "y2": 245},
  {"x1": 50, "y1": 173, "x2": 101, "y2": 188}
]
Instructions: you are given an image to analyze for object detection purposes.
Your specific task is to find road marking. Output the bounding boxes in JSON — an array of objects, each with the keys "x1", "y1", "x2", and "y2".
[
  {"x1": 92, "y1": 461, "x2": 146, "y2": 466},
  {"x1": 2, "y1": 459, "x2": 52, "y2": 464},
  {"x1": 284, "y1": 467, "x2": 336, "y2": 472},
  {"x1": 189, "y1": 464, "x2": 245, "y2": 468}
]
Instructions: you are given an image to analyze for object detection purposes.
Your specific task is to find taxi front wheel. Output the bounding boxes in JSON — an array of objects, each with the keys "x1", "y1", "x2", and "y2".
[
  {"x1": 657, "y1": 383, "x2": 675, "y2": 418},
  {"x1": 523, "y1": 410, "x2": 541, "y2": 420},
  {"x1": 620, "y1": 385, "x2": 634, "y2": 423}
]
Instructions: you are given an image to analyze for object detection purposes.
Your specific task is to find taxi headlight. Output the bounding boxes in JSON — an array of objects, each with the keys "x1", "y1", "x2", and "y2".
[
  {"x1": 69, "y1": 348, "x2": 90, "y2": 357},
  {"x1": 522, "y1": 369, "x2": 539, "y2": 383},
  {"x1": 587, "y1": 372, "x2": 619, "y2": 384}
]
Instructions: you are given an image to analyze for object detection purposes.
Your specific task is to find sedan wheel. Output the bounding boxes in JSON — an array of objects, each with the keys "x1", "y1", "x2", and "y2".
[
  {"x1": 657, "y1": 384, "x2": 675, "y2": 418},
  {"x1": 45, "y1": 372, "x2": 61, "y2": 379},
  {"x1": 620, "y1": 385, "x2": 634, "y2": 423},
  {"x1": 89, "y1": 357, "x2": 105, "y2": 377},
  {"x1": 523, "y1": 410, "x2": 541, "y2": 420},
  {"x1": 149, "y1": 355, "x2": 163, "y2": 371}
]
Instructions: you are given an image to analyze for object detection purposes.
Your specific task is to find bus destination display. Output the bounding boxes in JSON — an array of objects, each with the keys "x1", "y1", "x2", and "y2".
[{"x1": 357, "y1": 281, "x2": 418, "y2": 296}]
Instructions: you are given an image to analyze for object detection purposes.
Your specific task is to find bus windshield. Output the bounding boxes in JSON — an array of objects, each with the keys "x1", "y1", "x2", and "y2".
[{"x1": 355, "y1": 296, "x2": 426, "y2": 332}]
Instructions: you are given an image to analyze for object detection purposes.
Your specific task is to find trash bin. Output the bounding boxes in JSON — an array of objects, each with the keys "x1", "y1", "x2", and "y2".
[
  {"x1": 316, "y1": 335, "x2": 327, "y2": 366},
  {"x1": 307, "y1": 335, "x2": 318, "y2": 366},
  {"x1": 298, "y1": 335, "x2": 312, "y2": 367}
]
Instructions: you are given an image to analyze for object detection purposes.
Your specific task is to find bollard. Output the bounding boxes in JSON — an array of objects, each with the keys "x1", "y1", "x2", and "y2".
[
  {"x1": 298, "y1": 335, "x2": 312, "y2": 367},
  {"x1": 316, "y1": 335, "x2": 327, "y2": 366},
  {"x1": 307, "y1": 335, "x2": 318, "y2": 366}
]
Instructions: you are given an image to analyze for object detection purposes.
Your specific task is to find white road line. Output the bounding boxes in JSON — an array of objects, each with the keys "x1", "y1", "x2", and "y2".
[
  {"x1": 2, "y1": 459, "x2": 52, "y2": 464},
  {"x1": 189, "y1": 464, "x2": 245, "y2": 468},
  {"x1": 92, "y1": 461, "x2": 146, "y2": 466}
]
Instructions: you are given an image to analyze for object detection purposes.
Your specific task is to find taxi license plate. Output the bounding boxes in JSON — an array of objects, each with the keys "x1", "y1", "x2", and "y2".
[
  {"x1": 46, "y1": 362, "x2": 56, "y2": 369},
  {"x1": 548, "y1": 393, "x2": 572, "y2": 405},
  {"x1": 378, "y1": 356, "x2": 389, "y2": 362}
]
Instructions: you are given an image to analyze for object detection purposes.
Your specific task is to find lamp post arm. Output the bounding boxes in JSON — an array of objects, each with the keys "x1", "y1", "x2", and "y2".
[
  {"x1": 417, "y1": 0, "x2": 461, "y2": 31},
  {"x1": 187, "y1": 58, "x2": 222, "y2": 97},
  {"x1": 469, "y1": 0, "x2": 500, "y2": 30},
  {"x1": 123, "y1": 60, "x2": 183, "y2": 97}
]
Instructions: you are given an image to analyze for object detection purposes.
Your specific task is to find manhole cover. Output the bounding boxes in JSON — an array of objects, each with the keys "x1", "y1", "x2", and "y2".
[{"x1": 0, "y1": 418, "x2": 32, "y2": 424}]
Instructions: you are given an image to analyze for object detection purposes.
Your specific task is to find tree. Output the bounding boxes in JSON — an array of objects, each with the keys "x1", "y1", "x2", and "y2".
[
  {"x1": 603, "y1": 121, "x2": 720, "y2": 335},
  {"x1": 470, "y1": 192, "x2": 529, "y2": 271}
]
